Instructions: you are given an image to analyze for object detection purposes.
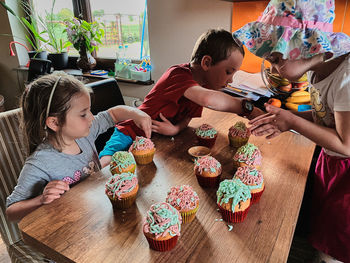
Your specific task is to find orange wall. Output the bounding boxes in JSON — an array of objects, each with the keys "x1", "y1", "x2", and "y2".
[{"x1": 232, "y1": 0, "x2": 350, "y2": 73}]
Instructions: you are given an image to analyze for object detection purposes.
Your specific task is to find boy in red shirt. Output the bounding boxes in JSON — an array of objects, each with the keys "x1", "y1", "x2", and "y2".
[{"x1": 100, "y1": 29, "x2": 263, "y2": 167}]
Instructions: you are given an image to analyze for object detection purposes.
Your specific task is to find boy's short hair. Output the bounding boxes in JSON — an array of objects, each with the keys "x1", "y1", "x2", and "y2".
[{"x1": 191, "y1": 29, "x2": 244, "y2": 65}]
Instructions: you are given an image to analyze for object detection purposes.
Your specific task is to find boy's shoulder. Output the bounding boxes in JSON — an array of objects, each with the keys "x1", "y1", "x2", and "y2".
[{"x1": 166, "y1": 63, "x2": 192, "y2": 76}]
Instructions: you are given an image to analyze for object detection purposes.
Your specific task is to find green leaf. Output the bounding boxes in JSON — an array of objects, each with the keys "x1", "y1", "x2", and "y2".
[{"x1": 0, "y1": 2, "x2": 18, "y2": 17}]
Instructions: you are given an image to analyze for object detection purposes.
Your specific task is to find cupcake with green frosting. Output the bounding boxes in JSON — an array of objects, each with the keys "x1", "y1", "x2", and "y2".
[
  {"x1": 110, "y1": 151, "x2": 136, "y2": 175},
  {"x1": 233, "y1": 143, "x2": 262, "y2": 169},
  {"x1": 228, "y1": 121, "x2": 251, "y2": 149},
  {"x1": 195, "y1": 123, "x2": 217, "y2": 148},
  {"x1": 143, "y1": 202, "x2": 182, "y2": 251},
  {"x1": 217, "y1": 179, "x2": 251, "y2": 223},
  {"x1": 105, "y1": 172, "x2": 139, "y2": 209}
]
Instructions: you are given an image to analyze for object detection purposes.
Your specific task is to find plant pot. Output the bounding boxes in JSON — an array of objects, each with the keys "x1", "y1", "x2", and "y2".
[
  {"x1": 77, "y1": 44, "x2": 96, "y2": 73},
  {"x1": 47, "y1": 52, "x2": 68, "y2": 70},
  {"x1": 28, "y1": 51, "x2": 48, "y2": 60}
]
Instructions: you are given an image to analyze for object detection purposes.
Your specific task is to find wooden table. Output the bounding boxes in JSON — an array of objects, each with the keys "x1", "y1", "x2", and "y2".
[{"x1": 19, "y1": 109, "x2": 315, "y2": 263}]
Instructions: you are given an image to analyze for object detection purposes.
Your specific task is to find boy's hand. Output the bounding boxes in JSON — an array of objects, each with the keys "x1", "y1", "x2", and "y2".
[
  {"x1": 133, "y1": 111, "x2": 152, "y2": 138},
  {"x1": 152, "y1": 113, "x2": 179, "y2": 136},
  {"x1": 40, "y1": 180, "x2": 69, "y2": 205},
  {"x1": 248, "y1": 104, "x2": 294, "y2": 139}
]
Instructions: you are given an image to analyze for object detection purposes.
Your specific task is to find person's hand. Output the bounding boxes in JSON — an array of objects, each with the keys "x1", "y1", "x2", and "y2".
[
  {"x1": 152, "y1": 113, "x2": 179, "y2": 136},
  {"x1": 133, "y1": 111, "x2": 152, "y2": 138},
  {"x1": 248, "y1": 103, "x2": 294, "y2": 139},
  {"x1": 247, "y1": 107, "x2": 266, "y2": 120},
  {"x1": 40, "y1": 180, "x2": 69, "y2": 205}
]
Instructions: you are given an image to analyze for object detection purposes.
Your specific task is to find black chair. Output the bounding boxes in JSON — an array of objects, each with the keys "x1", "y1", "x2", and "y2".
[
  {"x1": 86, "y1": 78, "x2": 125, "y2": 153},
  {"x1": 27, "y1": 58, "x2": 52, "y2": 82}
]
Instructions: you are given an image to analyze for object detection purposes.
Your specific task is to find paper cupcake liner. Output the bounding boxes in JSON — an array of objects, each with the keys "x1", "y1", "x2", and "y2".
[
  {"x1": 218, "y1": 204, "x2": 250, "y2": 223},
  {"x1": 196, "y1": 136, "x2": 217, "y2": 148},
  {"x1": 228, "y1": 135, "x2": 249, "y2": 149},
  {"x1": 134, "y1": 150, "x2": 155, "y2": 165},
  {"x1": 251, "y1": 186, "x2": 265, "y2": 205},
  {"x1": 108, "y1": 192, "x2": 138, "y2": 209},
  {"x1": 110, "y1": 165, "x2": 136, "y2": 175},
  {"x1": 145, "y1": 235, "x2": 178, "y2": 252},
  {"x1": 195, "y1": 173, "x2": 221, "y2": 188},
  {"x1": 180, "y1": 205, "x2": 199, "y2": 223}
]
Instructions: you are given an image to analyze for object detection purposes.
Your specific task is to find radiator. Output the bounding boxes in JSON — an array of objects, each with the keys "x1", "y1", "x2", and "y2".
[{"x1": 123, "y1": 96, "x2": 143, "y2": 107}]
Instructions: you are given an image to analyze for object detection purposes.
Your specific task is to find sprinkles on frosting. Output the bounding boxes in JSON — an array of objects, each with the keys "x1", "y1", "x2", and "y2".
[
  {"x1": 166, "y1": 185, "x2": 199, "y2": 210},
  {"x1": 111, "y1": 151, "x2": 136, "y2": 172},
  {"x1": 194, "y1": 156, "x2": 221, "y2": 174},
  {"x1": 129, "y1": 136, "x2": 155, "y2": 151},
  {"x1": 105, "y1": 172, "x2": 138, "y2": 200},
  {"x1": 229, "y1": 121, "x2": 251, "y2": 138},
  {"x1": 234, "y1": 166, "x2": 263, "y2": 190},
  {"x1": 217, "y1": 179, "x2": 251, "y2": 210},
  {"x1": 195, "y1": 124, "x2": 217, "y2": 138},
  {"x1": 233, "y1": 143, "x2": 262, "y2": 166},
  {"x1": 143, "y1": 202, "x2": 182, "y2": 238}
]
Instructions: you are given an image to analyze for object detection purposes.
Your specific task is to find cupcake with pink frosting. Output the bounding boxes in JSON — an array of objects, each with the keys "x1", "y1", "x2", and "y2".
[
  {"x1": 105, "y1": 172, "x2": 139, "y2": 209},
  {"x1": 143, "y1": 202, "x2": 182, "y2": 251},
  {"x1": 233, "y1": 143, "x2": 262, "y2": 169},
  {"x1": 194, "y1": 156, "x2": 222, "y2": 188},
  {"x1": 195, "y1": 123, "x2": 217, "y2": 148},
  {"x1": 228, "y1": 121, "x2": 251, "y2": 149},
  {"x1": 129, "y1": 136, "x2": 155, "y2": 165},
  {"x1": 166, "y1": 185, "x2": 199, "y2": 223},
  {"x1": 234, "y1": 166, "x2": 265, "y2": 204}
]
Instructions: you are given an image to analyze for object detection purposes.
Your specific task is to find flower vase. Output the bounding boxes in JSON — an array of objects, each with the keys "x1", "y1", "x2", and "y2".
[{"x1": 77, "y1": 44, "x2": 96, "y2": 73}]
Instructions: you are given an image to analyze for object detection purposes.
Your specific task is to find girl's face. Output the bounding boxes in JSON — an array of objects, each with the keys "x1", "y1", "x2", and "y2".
[
  {"x1": 205, "y1": 49, "x2": 243, "y2": 90},
  {"x1": 266, "y1": 53, "x2": 316, "y2": 82},
  {"x1": 61, "y1": 91, "x2": 94, "y2": 142}
]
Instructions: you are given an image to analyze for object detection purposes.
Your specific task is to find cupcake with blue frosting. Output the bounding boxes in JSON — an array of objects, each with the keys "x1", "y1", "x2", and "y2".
[
  {"x1": 194, "y1": 156, "x2": 222, "y2": 188},
  {"x1": 195, "y1": 123, "x2": 217, "y2": 148},
  {"x1": 110, "y1": 151, "x2": 136, "y2": 175},
  {"x1": 233, "y1": 143, "x2": 262, "y2": 169},
  {"x1": 143, "y1": 202, "x2": 182, "y2": 251},
  {"x1": 217, "y1": 179, "x2": 251, "y2": 223}
]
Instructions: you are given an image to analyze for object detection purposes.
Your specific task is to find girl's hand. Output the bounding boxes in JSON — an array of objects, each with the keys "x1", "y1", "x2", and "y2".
[
  {"x1": 249, "y1": 103, "x2": 294, "y2": 139},
  {"x1": 133, "y1": 111, "x2": 152, "y2": 138},
  {"x1": 152, "y1": 113, "x2": 179, "y2": 136},
  {"x1": 40, "y1": 180, "x2": 69, "y2": 205}
]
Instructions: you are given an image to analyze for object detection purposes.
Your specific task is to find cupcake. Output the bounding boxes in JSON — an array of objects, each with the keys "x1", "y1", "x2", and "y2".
[
  {"x1": 166, "y1": 185, "x2": 199, "y2": 223},
  {"x1": 194, "y1": 156, "x2": 222, "y2": 188},
  {"x1": 228, "y1": 121, "x2": 251, "y2": 149},
  {"x1": 143, "y1": 202, "x2": 182, "y2": 251},
  {"x1": 216, "y1": 179, "x2": 251, "y2": 223},
  {"x1": 129, "y1": 136, "x2": 156, "y2": 165},
  {"x1": 195, "y1": 124, "x2": 217, "y2": 148},
  {"x1": 110, "y1": 151, "x2": 136, "y2": 175},
  {"x1": 234, "y1": 166, "x2": 265, "y2": 204},
  {"x1": 105, "y1": 172, "x2": 139, "y2": 209},
  {"x1": 233, "y1": 143, "x2": 262, "y2": 169}
]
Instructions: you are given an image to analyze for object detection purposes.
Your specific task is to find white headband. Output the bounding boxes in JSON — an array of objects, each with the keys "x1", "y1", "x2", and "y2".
[{"x1": 44, "y1": 76, "x2": 61, "y2": 130}]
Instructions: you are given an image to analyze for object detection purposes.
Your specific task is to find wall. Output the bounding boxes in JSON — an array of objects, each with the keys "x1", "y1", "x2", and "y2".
[
  {"x1": 232, "y1": 0, "x2": 350, "y2": 73},
  {"x1": 118, "y1": 0, "x2": 233, "y2": 100}
]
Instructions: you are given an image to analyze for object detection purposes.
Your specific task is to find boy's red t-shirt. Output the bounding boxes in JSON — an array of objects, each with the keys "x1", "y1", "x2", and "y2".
[{"x1": 117, "y1": 63, "x2": 203, "y2": 139}]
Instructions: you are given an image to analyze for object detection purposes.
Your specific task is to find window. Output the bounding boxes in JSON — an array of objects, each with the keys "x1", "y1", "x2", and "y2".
[{"x1": 31, "y1": 0, "x2": 150, "y2": 62}]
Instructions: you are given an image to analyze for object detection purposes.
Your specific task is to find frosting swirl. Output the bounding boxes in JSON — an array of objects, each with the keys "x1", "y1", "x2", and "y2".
[
  {"x1": 105, "y1": 172, "x2": 138, "y2": 200},
  {"x1": 228, "y1": 121, "x2": 251, "y2": 138},
  {"x1": 129, "y1": 136, "x2": 155, "y2": 151},
  {"x1": 195, "y1": 124, "x2": 217, "y2": 138},
  {"x1": 217, "y1": 179, "x2": 251, "y2": 210},
  {"x1": 234, "y1": 166, "x2": 263, "y2": 190},
  {"x1": 143, "y1": 202, "x2": 182, "y2": 238},
  {"x1": 233, "y1": 143, "x2": 262, "y2": 166},
  {"x1": 166, "y1": 185, "x2": 199, "y2": 210},
  {"x1": 194, "y1": 156, "x2": 221, "y2": 174},
  {"x1": 110, "y1": 151, "x2": 136, "y2": 172}
]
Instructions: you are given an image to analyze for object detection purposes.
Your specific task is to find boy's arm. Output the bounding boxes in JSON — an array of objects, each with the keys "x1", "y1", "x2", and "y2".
[
  {"x1": 6, "y1": 180, "x2": 69, "y2": 222},
  {"x1": 183, "y1": 85, "x2": 263, "y2": 118},
  {"x1": 152, "y1": 113, "x2": 192, "y2": 136},
  {"x1": 107, "y1": 105, "x2": 152, "y2": 138}
]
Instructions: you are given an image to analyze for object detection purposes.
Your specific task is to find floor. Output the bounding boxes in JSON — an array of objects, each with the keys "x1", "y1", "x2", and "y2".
[{"x1": 0, "y1": 237, "x2": 10, "y2": 262}]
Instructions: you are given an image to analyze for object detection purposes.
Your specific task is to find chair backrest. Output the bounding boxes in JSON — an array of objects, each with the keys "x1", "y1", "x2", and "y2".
[
  {"x1": 0, "y1": 109, "x2": 26, "y2": 247},
  {"x1": 27, "y1": 58, "x2": 52, "y2": 82},
  {"x1": 86, "y1": 78, "x2": 125, "y2": 152}
]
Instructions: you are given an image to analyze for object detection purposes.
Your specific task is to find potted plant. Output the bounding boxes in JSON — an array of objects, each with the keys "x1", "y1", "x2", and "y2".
[{"x1": 65, "y1": 17, "x2": 104, "y2": 72}]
